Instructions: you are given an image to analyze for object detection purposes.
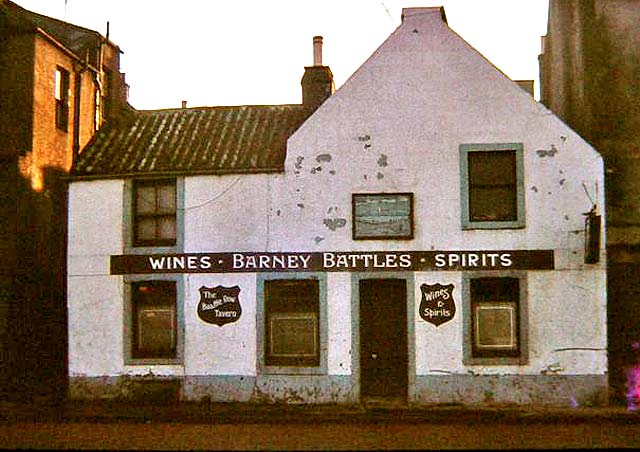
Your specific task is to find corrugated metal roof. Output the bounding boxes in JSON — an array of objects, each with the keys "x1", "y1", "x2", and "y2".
[{"x1": 72, "y1": 105, "x2": 311, "y2": 178}]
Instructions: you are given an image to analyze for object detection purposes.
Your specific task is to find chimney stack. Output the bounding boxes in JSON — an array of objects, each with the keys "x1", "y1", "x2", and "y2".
[
  {"x1": 181, "y1": 100, "x2": 188, "y2": 109},
  {"x1": 313, "y1": 36, "x2": 323, "y2": 66},
  {"x1": 301, "y1": 35, "x2": 334, "y2": 112}
]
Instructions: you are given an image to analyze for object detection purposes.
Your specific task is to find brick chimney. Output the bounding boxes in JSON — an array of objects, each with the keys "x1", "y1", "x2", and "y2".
[{"x1": 301, "y1": 36, "x2": 334, "y2": 111}]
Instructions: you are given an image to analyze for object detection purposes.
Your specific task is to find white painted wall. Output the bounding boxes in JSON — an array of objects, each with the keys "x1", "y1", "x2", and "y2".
[{"x1": 67, "y1": 8, "x2": 607, "y2": 387}]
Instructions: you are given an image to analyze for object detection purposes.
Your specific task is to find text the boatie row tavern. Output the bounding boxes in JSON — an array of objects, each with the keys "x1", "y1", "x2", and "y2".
[{"x1": 110, "y1": 250, "x2": 554, "y2": 274}]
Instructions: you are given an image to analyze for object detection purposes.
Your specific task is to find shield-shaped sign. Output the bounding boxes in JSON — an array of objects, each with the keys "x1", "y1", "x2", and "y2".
[
  {"x1": 198, "y1": 285, "x2": 242, "y2": 326},
  {"x1": 420, "y1": 283, "x2": 455, "y2": 327}
]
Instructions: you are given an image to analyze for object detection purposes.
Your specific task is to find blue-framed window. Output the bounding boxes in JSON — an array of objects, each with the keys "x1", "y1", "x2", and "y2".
[
  {"x1": 257, "y1": 273, "x2": 327, "y2": 375},
  {"x1": 460, "y1": 143, "x2": 525, "y2": 230}
]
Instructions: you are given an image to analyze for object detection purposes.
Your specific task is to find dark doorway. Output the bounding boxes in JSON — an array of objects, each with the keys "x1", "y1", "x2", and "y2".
[
  {"x1": 359, "y1": 278, "x2": 408, "y2": 400},
  {"x1": 608, "y1": 263, "x2": 640, "y2": 405}
]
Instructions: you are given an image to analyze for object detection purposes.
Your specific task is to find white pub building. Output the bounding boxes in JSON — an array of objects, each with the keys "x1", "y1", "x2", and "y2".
[{"x1": 67, "y1": 7, "x2": 608, "y2": 406}]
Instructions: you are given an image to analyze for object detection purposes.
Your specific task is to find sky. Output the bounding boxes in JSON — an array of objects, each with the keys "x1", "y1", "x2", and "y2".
[{"x1": 14, "y1": 0, "x2": 549, "y2": 110}]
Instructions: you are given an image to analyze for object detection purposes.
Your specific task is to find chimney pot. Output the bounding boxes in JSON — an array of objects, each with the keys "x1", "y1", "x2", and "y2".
[
  {"x1": 313, "y1": 35, "x2": 323, "y2": 66},
  {"x1": 181, "y1": 100, "x2": 187, "y2": 109}
]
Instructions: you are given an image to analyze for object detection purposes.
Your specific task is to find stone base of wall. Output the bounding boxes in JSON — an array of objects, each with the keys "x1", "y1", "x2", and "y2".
[
  {"x1": 69, "y1": 375, "x2": 356, "y2": 404},
  {"x1": 412, "y1": 375, "x2": 608, "y2": 407},
  {"x1": 69, "y1": 374, "x2": 608, "y2": 407},
  {"x1": 69, "y1": 376, "x2": 181, "y2": 403}
]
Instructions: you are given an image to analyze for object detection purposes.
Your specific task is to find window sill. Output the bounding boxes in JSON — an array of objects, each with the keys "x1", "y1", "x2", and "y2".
[
  {"x1": 463, "y1": 356, "x2": 527, "y2": 366},
  {"x1": 125, "y1": 358, "x2": 183, "y2": 366},
  {"x1": 259, "y1": 365, "x2": 327, "y2": 376},
  {"x1": 462, "y1": 221, "x2": 525, "y2": 230},
  {"x1": 124, "y1": 245, "x2": 178, "y2": 255}
]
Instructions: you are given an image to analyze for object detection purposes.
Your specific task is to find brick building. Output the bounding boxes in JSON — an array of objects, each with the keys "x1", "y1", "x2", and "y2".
[
  {"x1": 539, "y1": 0, "x2": 640, "y2": 404},
  {"x1": 0, "y1": 0, "x2": 126, "y2": 401}
]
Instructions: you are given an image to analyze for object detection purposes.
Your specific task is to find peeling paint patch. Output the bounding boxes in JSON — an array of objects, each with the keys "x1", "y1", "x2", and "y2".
[
  {"x1": 357, "y1": 135, "x2": 371, "y2": 142},
  {"x1": 294, "y1": 156, "x2": 304, "y2": 170},
  {"x1": 310, "y1": 166, "x2": 322, "y2": 174},
  {"x1": 316, "y1": 153, "x2": 332, "y2": 163},
  {"x1": 323, "y1": 218, "x2": 347, "y2": 231},
  {"x1": 564, "y1": 215, "x2": 570, "y2": 221},
  {"x1": 364, "y1": 143, "x2": 372, "y2": 150},
  {"x1": 297, "y1": 203, "x2": 304, "y2": 209},
  {"x1": 531, "y1": 186, "x2": 538, "y2": 192},
  {"x1": 376, "y1": 172, "x2": 384, "y2": 180},
  {"x1": 536, "y1": 144, "x2": 558, "y2": 158},
  {"x1": 559, "y1": 178, "x2": 566, "y2": 186},
  {"x1": 329, "y1": 170, "x2": 336, "y2": 175},
  {"x1": 276, "y1": 209, "x2": 281, "y2": 216},
  {"x1": 314, "y1": 236, "x2": 325, "y2": 244},
  {"x1": 377, "y1": 154, "x2": 388, "y2": 167}
]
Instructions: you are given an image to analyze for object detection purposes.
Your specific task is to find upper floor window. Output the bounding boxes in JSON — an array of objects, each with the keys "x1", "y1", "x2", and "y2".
[
  {"x1": 133, "y1": 179, "x2": 177, "y2": 247},
  {"x1": 460, "y1": 143, "x2": 525, "y2": 229},
  {"x1": 54, "y1": 67, "x2": 70, "y2": 131},
  {"x1": 353, "y1": 193, "x2": 414, "y2": 240}
]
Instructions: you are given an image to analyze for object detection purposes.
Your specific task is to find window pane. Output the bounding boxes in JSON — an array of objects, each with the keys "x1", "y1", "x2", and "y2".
[
  {"x1": 157, "y1": 184, "x2": 176, "y2": 214},
  {"x1": 475, "y1": 304, "x2": 516, "y2": 348},
  {"x1": 264, "y1": 279, "x2": 320, "y2": 366},
  {"x1": 137, "y1": 307, "x2": 175, "y2": 355},
  {"x1": 132, "y1": 281, "x2": 177, "y2": 359},
  {"x1": 158, "y1": 216, "x2": 176, "y2": 240},
  {"x1": 137, "y1": 218, "x2": 157, "y2": 241},
  {"x1": 136, "y1": 186, "x2": 156, "y2": 214},
  {"x1": 468, "y1": 151, "x2": 516, "y2": 185},
  {"x1": 270, "y1": 313, "x2": 318, "y2": 357},
  {"x1": 55, "y1": 70, "x2": 62, "y2": 100},
  {"x1": 469, "y1": 187, "x2": 517, "y2": 221}
]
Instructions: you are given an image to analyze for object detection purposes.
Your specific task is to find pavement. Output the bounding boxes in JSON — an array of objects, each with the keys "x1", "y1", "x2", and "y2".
[{"x1": 2, "y1": 399, "x2": 639, "y2": 425}]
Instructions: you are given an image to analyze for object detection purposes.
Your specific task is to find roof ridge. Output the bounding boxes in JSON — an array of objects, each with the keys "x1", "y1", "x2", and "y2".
[{"x1": 136, "y1": 104, "x2": 307, "y2": 114}]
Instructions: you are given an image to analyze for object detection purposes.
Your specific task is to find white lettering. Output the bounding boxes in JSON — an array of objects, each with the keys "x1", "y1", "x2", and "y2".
[
  {"x1": 399, "y1": 254, "x2": 412, "y2": 268},
  {"x1": 323, "y1": 252, "x2": 336, "y2": 268},
  {"x1": 148, "y1": 256, "x2": 166, "y2": 270},
  {"x1": 500, "y1": 253, "x2": 513, "y2": 267},
  {"x1": 299, "y1": 254, "x2": 311, "y2": 269},
  {"x1": 199, "y1": 256, "x2": 212, "y2": 270},
  {"x1": 233, "y1": 253, "x2": 244, "y2": 269}
]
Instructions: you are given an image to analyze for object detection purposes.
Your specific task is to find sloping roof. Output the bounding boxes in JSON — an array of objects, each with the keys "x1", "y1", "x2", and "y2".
[
  {"x1": 72, "y1": 105, "x2": 311, "y2": 178},
  {"x1": 1, "y1": 0, "x2": 114, "y2": 66}
]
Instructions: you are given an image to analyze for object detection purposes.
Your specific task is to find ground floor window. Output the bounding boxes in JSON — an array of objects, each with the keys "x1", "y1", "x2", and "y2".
[
  {"x1": 131, "y1": 280, "x2": 177, "y2": 359},
  {"x1": 264, "y1": 279, "x2": 320, "y2": 367},
  {"x1": 471, "y1": 277, "x2": 520, "y2": 357},
  {"x1": 463, "y1": 272, "x2": 528, "y2": 365}
]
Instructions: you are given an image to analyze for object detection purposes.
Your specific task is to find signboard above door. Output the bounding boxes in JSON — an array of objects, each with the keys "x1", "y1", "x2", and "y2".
[{"x1": 111, "y1": 250, "x2": 554, "y2": 274}]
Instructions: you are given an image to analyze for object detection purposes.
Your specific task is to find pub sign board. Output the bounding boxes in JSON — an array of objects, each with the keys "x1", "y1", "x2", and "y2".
[
  {"x1": 420, "y1": 283, "x2": 455, "y2": 326},
  {"x1": 111, "y1": 250, "x2": 555, "y2": 274},
  {"x1": 197, "y1": 285, "x2": 242, "y2": 326}
]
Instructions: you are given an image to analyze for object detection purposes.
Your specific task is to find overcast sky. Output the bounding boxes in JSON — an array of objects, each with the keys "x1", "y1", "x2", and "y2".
[{"x1": 15, "y1": 0, "x2": 549, "y2": 110}]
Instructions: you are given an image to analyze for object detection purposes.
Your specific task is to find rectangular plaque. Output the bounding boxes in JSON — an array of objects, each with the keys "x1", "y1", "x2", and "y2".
[
  {"x1": 110, "y1": 250, "x2": 555, "y2": 274},
  {"x1": 353, "y1": 193, "x2": 413, "y2": 240}
]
